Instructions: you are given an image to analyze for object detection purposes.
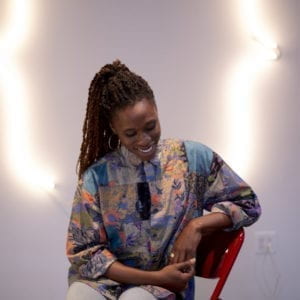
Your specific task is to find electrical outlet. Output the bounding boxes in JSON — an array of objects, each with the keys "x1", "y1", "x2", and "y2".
[{"x1": 255, "y1": 230, "x2": 276, "y2": 254}]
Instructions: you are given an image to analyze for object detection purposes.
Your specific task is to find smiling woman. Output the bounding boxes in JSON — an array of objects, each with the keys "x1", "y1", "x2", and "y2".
[
  {"x1": 110, "y1": 99, "x2": 161, "y2": 161},
  {"x1": 76, "y1": 60, "x2": 156, "y2": 178},
  {"x1": 66, "y1": 60, "x2": 261, "y2": 300}
]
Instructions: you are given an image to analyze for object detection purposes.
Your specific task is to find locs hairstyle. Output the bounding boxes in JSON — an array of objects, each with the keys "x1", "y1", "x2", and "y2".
[{"x1": 77, "y1": 60, "x2": 155, "y2": 179}]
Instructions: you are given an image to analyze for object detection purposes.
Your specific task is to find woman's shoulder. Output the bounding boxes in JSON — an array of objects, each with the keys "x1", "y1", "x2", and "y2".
[
  {"x1": 80, "y1": 153, "x2": 117, "y2": 188},
  {"x1": 161, "y1": 138, "x2": 214, "y2": 175},
  {"x1": 161, "y1": 138, "x2": 212, "y2": 154}
]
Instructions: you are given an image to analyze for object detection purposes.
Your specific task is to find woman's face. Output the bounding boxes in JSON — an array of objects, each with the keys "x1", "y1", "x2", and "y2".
[{"x1": 110, "y1": 98, "x2": 161, "y2": 161}]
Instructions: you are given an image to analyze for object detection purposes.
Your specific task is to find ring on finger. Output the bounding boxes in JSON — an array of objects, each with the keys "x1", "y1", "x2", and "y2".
[{"x1": 170, "y1": 252, "x2": 175, "y2": 258}]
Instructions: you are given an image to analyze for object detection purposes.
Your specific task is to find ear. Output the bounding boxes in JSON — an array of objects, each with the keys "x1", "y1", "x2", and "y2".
[{"x1": 110, "y1": 123, "x2": 116, "y2": 134}]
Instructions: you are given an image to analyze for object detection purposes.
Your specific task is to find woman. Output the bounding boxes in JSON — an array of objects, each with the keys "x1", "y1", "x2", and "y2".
[{"x1": 66, "y1": 60, "x2": 261, "y2": 300}]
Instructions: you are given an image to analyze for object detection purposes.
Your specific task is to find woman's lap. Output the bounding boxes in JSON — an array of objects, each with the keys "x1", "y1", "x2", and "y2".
[
  {"x1": 119, "y1": 287, "x2": 157, "y2": 299},
  {"x1": 66, "y1": 282, "x2": 157, "y2": 300},
  {"x1": 66, "y1": 282, "x2": 106, "y2": 300}
]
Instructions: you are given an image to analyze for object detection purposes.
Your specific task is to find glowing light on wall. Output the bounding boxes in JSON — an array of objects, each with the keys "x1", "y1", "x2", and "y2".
[
  {"x1": 241, "y1": 0, "x2": 280, "y2": 60},
  {"x1": 224, "y1": 0, "x2": 280, "y2": 176},
  {"x1": 0, "y1": 0, "x2": 55, "y2": 191}
]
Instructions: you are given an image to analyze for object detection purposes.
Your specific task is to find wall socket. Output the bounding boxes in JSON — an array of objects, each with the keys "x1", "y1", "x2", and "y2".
[{"x1": 255, "y1": 230, "x2": 276, "y2": 254}]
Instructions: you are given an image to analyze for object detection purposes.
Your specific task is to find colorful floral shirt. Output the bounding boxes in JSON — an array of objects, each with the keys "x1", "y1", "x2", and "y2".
[{"x1": 66, "y1": 139, "x2": 261, "y2": 299}]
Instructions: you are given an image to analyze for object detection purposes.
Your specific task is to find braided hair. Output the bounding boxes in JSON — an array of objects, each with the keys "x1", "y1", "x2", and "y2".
[{"x1": 77, "y1": 59, "x2": 155, "y2": 179}]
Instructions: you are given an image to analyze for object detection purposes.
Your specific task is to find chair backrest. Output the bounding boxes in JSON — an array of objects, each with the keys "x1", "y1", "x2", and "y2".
[{"x1": 195, "y1": 227, "x2": 245, "y2": 300}]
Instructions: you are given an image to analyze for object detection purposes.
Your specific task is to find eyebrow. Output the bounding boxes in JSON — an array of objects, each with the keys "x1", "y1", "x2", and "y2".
[{"x1": 123, "y1": 120, "x2": 156, "y2": 133}]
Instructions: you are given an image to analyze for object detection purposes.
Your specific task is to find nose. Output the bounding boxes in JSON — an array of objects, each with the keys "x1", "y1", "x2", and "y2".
[{"x1": 137, "y1": 132, "x2": 151, "y2": 146}]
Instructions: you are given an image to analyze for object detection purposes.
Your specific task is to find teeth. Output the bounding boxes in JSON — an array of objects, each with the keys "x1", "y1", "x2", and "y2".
[{"x1": 138, "y1": 145, "x2": 153, "y2": 153}]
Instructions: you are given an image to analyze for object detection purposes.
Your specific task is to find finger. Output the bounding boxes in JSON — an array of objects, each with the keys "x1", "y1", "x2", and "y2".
[
  {"x1": 173, "y1": 251, "x2": 181, "y2": 264},
  {"x1": 178, "y1": 258, "x2": 196, "y2": 274},
  {"x1": 177, "y1": 250, "x2": 187, "y2": 264},
  {"x1": 169, "y1": 251, "x2": 178, "y2": 264},
  {"x1": 186, "y1": 263, "x2": 195, "y2": 276},
  {"x1": 185, "y1": 246, "x2": 198, "y2": 260},
  {"x1": 170, "y1": 249, "x2": 196, "y2": 264},
  {"x1": 189, "y1": 259, "x2": 196, "y2": 276},
  {"x1": 185, "y1": 258, "x2": 196, "y2": 274},
  {"x1": 173, "y1": 247, "x2": 188, "y2": 264},
  {"x1": 175, "y1": 247, "x2": 196, "y2": 263},
  {"x1": 173, "y1": 253, "x2": 179, "y2": 264},
  {"x1": 189, "y1": 257, "x2": 196, "y2": 265},
  {"x1": 181, "y1": 269, "x2": 194, "y2": 281},
  {"x1": 186, "y1": 251, "x2": 195, "y2": 261},
  {"x1": 181, "y1": 265, "x2": 195, "y2": 277},
  {"x1": 175, "y1": 260, "x2": 193, "y2": 270},
  {"x1": 169, "y1": 252, "x2": 175, "y2": 264}
]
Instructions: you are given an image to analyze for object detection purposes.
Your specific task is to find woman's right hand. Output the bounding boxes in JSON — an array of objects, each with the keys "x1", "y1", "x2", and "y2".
[
  {"x1": 104, "y1": 258, "x2": 195, "y2": 290},
  {"x1": 156, "y1": 259, "x2": 195, "y2": 292}
]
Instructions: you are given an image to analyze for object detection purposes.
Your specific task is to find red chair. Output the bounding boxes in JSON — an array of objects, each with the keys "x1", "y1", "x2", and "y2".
[{"x1": 195, "y1": 228, "x2": 245, "y2": 300}]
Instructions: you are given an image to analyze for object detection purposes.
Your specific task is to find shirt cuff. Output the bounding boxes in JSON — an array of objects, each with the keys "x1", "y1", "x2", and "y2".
[
  {"x1": 79, "y1": 248, "x2": 117, "y2": 279},
  {"x1": 211, "y1": 201, "x2": 248, "y2": 231}
]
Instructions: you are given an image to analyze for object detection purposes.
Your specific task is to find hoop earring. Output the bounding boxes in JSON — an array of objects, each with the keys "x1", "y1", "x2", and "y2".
[{"x1": 108, "y1": 135, "x2": 120, "y2": 150}]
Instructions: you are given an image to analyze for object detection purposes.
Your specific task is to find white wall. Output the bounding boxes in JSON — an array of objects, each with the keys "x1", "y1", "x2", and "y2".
[{"x1": 0, "y1": 1, "x2": 299, "y2": 299}]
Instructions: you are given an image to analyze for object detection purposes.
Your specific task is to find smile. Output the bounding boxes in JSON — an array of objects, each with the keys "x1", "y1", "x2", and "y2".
[{"x1": 138, "y1": 145, "x2": 153, "y2": 153}]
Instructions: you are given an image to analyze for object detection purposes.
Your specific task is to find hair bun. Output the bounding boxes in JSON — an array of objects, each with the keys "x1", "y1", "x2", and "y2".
[{"x1": 99, "y1": 59, "x2": 129, "y2": 83}]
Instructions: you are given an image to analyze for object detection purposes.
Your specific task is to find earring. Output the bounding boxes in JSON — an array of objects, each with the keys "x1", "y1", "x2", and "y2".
[{"x1": 108, "y1": 135, "x2": 120, "y2": 150}]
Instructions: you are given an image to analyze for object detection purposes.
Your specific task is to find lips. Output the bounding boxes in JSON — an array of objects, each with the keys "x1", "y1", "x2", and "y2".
[
  {"x1": 134, "y1": 143, "x2": 158, "y2": 160},
  {"x1": 138, "y1": 145, "x2": 153, "y2": 153}
]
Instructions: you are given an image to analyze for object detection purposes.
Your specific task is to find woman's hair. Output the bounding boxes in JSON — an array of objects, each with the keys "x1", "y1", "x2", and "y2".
[{"x1": 77, "y1": 59, "x2": 155, "y2": 179}]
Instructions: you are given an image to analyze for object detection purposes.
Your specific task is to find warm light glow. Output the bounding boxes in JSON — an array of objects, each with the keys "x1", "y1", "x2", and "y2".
[
  {"x1": 1, "y1": 0, "x2": 31, "y2": 50},
  {"x1": 224, "y1": 0, "x2": 280, "y2": 176},
  {"x1": 224, "y1": 59, "x2": 264, "y2": 174},
  {"x1": 252, "y1": 35, "x2": 280, "y2": 60},
  {"x1": 0, "y1": 0, "x2": 55, "y2": 191}
]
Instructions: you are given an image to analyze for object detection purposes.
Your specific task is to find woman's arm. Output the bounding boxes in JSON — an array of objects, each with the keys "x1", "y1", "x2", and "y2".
[
  {"x1": 169, "y1": 212, "x2": 232, "y2": 264},
  {"x1": 203, "y1": 151, "x2": 261, "y2": 230},
  {"x1": 105, "y1": 259, "x2": 195, "y2": 292},
  {"x1": 170, "y1": 143, "x2": 261, "y2": 264},
  {"x1": 67, "y1": 168, "x2": 119, "y2": 279}
]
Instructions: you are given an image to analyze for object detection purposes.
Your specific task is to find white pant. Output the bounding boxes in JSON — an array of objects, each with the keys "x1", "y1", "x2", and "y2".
[{"x1": 66, "y1": 281, "x2": 157, "y2": 300}]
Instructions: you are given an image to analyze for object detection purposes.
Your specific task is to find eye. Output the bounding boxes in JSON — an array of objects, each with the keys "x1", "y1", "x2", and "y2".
[
  {"x1": 125, "y1": 131, "x2": 137, "y2": 138},
  {"x1": 145, "y1": 121, "x2": 156, "y2": 131}
]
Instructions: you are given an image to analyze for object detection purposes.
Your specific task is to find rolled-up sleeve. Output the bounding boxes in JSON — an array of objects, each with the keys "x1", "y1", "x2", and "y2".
[
  {"x1": 66, "y1": 169, "x2": 117, "y2": 279},
  {"x1": 203, "y1": 152, "x2": 261, "y2": 230}
]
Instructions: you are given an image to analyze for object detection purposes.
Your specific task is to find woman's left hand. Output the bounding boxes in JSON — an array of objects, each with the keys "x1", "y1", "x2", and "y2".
[{"x1": 169, "y1": 218, "x2": 202, "y2": 264}]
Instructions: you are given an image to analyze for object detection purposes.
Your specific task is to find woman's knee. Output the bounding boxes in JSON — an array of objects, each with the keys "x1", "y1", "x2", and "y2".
[
  {"x1": 66, "y1": 282, "x2": 106, "y2": 300},
  {"x1": 119, "y1": 287, "x2": 157, "y2": 300}
]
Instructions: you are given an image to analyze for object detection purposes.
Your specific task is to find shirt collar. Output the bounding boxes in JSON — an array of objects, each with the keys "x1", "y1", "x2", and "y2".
[{"x1": 119, "y1": 141, "x2": 161, "y2": 167}]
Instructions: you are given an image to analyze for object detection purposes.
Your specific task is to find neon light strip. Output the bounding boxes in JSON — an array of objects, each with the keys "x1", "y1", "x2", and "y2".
[
  {"x1": 224, "y1": 0, "x2": 279, "y2": 176},
  {"x1": 0, "y1": 0, "x2": 55, "y2": 190}
]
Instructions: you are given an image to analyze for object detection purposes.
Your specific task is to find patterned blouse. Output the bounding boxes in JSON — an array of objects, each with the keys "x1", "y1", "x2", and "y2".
[{"x1": 66, "y1": 139, "x2": 261, "y2": 299}]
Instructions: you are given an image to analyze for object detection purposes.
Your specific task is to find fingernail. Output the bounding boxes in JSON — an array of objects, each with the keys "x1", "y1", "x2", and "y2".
[{"x1": 190, "y1": 257, "x2": 196, "y2": 264}]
